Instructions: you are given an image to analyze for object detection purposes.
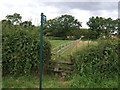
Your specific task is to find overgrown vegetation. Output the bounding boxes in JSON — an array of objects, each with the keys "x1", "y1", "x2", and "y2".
[
  {"x1": 69, "y1": 74, "x2": 118, "y2": 88},
  {"x1": 71, "y1": 39, "x2": 119, "y2": 88},
  {"x1": 2, "y1": 18, "x2": 51, "y2": 76}
]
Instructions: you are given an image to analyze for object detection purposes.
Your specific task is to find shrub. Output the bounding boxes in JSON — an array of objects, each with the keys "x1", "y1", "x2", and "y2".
[
  {"x1": 69, "y1": 74, "x2": 118, "y2": 88},
  {"x1": 45, "y1": 36, "x2": 66, "y2": 40},
  {"x1": 2, "y1": 26, "x2": 51, "y2": 76},
  {"x1": 73, "y1": 39, "x2": 119, "y2": 82}
]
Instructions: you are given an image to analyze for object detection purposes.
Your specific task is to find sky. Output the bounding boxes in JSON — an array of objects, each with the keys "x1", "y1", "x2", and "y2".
[{"x1": 0, "y1": 0, "x2": 119, "y2": 28}]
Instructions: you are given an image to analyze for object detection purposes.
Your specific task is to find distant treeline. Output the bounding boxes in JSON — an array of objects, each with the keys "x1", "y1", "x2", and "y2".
[{"x1": 1, "y1": 13, "x2": 119, "y2": 40}]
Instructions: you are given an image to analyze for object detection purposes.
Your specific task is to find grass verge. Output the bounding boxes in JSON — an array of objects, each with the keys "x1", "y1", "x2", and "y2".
[{"x1": 2, "y1": 75, "x2": 70, "y2": 88}]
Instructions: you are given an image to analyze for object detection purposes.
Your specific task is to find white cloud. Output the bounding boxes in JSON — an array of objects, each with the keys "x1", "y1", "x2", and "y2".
[
  {"x1": 38, "y1": 0, "x2": 119, "y2": 2},
  {"x1": 68, "y1": 9, "x2": 90, "y2": 28},
  {"x1": 99, "y1": 10, "x2": 118, "y2": 19},
  {"x1": 0, "y1": 0, "x2": 118, "y2": 28},
  {"x1": 0, "y1": 0, "x2": 60, "y2": 25}
]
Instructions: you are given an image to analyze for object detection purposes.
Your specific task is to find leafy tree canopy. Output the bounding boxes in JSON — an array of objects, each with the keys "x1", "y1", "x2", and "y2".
[
  {"x1": 6, "y1": 13, "x2": 22, "y2": 25},
  {"x1": 44, "y1": 14, "x2": 82, "y2": 39},
  {"x1": 87, "y1": 16, "x2": 118, "y2": 39}
]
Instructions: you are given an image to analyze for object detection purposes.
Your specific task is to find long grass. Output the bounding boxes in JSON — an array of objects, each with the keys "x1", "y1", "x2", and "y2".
[
  {"x1": 2, "y1": 75, "x2": 70, "y2": 88},
  {"x1": 2, "y1": 75, "x2": 39, "y2": 88},
  {"x1": 69, "y1": 74, "x2": 118, "y2": 88}
]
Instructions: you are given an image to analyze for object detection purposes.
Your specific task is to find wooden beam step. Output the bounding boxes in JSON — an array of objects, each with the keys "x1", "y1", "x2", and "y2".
[
  {"x1": 48, "y1": 66, "x2": 74, "y2": 70},
  {"x1": 49, "y1": 60, "x2": 73, "y2": 65}
]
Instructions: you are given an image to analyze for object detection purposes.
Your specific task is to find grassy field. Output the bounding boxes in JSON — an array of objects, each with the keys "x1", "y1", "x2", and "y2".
[{"x1": 49, "y1": 40, "x2": 73, "y2": 49}]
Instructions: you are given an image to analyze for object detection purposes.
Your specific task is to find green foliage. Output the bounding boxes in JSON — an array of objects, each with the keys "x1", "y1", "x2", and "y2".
[
  {"x1": 75, "y1": 28, "x2": 89, "y2": 39},
  {"x1": 45, "y1": 36, "x2": 66, "y2": 40},
  {"x1": 69, "y1": 74, "x2": 118, "y2": 88},
  {"x1": 2, "y1": 24, "x2": 51, "y2": 76},
  {"x1": 44, "y1": 14, "x2": 82, "y2": 39},
  {"x1": 87, "y1": 16, "x2": 118, "y2": 39},
  {"x1": 20, "y1": 21, "x2": 33, "y2": 28},
  {"x1": 73, "y1": 39, "x2": 119, "y2": 82},
  {"x1": 6, "y1": 13, "x2": 22, "y2": 25}
]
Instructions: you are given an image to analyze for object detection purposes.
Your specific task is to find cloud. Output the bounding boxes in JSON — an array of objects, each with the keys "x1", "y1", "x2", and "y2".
[
  {"x1": 0, "y1": 0, "x2": 118, "y2": 28},
  {"x1": 0, "y1": 0, "x2": 61, "y2": 25},
  {"x1": 67, "y1": 9, "x2": 90, "y2": 28},
  {"x1": 43, "y1": 2, "x2": 118, "y2": 12}
]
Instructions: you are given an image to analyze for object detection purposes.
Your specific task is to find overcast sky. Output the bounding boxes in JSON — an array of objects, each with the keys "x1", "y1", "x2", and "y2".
[{"x1": 0, "y1": 0, "x2": 119, "y2": 28}]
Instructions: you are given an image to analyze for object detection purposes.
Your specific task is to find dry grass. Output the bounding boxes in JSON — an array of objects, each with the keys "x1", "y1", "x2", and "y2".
[{"x1": 71, "y1": 40, "x2": 98, "y2": 54}]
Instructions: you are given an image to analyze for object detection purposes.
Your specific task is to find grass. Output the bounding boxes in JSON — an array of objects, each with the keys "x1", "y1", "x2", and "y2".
[
  {"x1": 2, "y1": 74, "x2": 118, "y2": 88},
  {"x1": 42, "y1": 75, "x2": 70, "y2": 88},
  {"x1": 62, "y1": 40, "x2": 97, "y2": 55},
  {"x1": 69, "y1": 74, "x2": 118, "y2": 88},
  {"x1": 2, "y1": 75, "x2": 39, "y2": 88},
  {"x1": 50, "y1": 40, "x2": 97, "y2": 61},
  {"x1": 49, "y1": 39, "x2": 74, "y2": 61},
  {"x1": 49, "y1": 40, "x2": 73, "y2": 49},
  {"x1": 72, "y1": 40, "x2": 98, "y2": 52},
  {"x1": 2, "y1": 75, "x2": 70, "y2": 88}
]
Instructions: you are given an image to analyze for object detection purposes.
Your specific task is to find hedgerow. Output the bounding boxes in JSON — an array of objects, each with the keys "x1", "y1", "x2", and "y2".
[
  {"x1": 2, "y1": 25, "x2": 51, "y2": 76},
  {"x1": 73, "y1": 39, "x2": 119, "y2": 82}
]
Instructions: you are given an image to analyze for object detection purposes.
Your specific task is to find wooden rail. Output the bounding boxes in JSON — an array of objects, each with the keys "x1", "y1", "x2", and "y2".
[
  {"x1": 49, "y1": 60, "x2": 73, "y2": 65},
  {"x1": 51, "y1": 53, "x2": 71, "y2": 57},
  {"x1": 52, "y1": 39, "x2": 80, "y2": 55}
]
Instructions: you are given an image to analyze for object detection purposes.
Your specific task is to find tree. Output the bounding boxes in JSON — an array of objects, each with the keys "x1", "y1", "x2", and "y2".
[
  {"x1": 2, "y1": 19, "x2": 12, "y2": 25},
  {"x1": 1, "y1": 19, "x2": 13, "y2": 30},
  {"x1": 113, "y1": 19, "x2": 119, "y2": 35},
  {"x1": 87, "y1": 16, "x2": 118, "y2": 39},
  {"x1": 20, "y1": 21, "x2": 32, "y2": 28},
  {"x1": 79, "y1": 28, "x2": 89, "y2": 39},
  {"x1": 6, "y1": 13, "x2": 22, "y2": 25},
  {"x1": 87, "y1": 16, "x2": 105, "y2": 39},
  {"x1": 44, "y1": 14, "x2": 82, "y2": 39}
]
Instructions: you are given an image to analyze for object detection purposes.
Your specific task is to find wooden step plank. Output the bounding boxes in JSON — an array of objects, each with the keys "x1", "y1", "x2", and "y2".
[
  {"x1": 50, "y1": 69, "x2": 73, "y2": 73},
  {"x1": 48, "y1": 65, "x2": 74, "y2": 70},
  {"x1": 51, "y1": 53, "x2": 71, "y2": 57},
  {"x1": 49, "y1": 60, "x2": 73, "y2": 65}
]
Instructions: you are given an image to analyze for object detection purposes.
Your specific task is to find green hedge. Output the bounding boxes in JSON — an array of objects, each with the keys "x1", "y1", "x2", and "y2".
[
  {"x1": 73, "y1": 39, "x2": 119, "y2": 82},
  {"x1": 45, "y1": 36, "x2": 66, "y2": 40},
  {"x1": 2, "y1": 26, "x2": 51, "y2": 76}
]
